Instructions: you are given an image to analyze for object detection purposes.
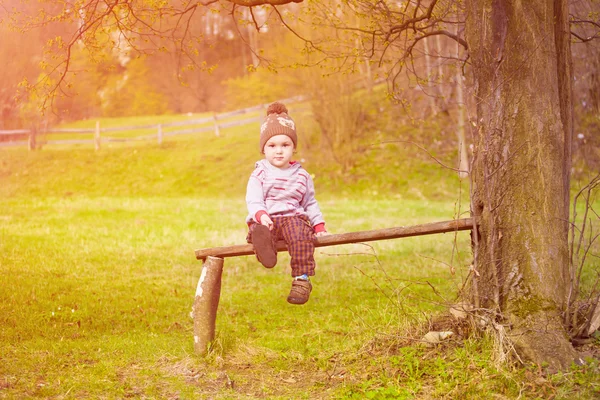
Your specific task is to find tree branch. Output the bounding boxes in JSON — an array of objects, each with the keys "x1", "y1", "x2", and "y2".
[
  {"x1": 570, "y1": 30, "x2": 600, "y2": 43},
  {"x1": 373, "y1": 140, "x2": 470, "y2": 175},
  {"x1": 570, "y1": 14, "x2": 600, "y2": 43},
  {"x1": 228, "y1": 0, "x2": 303, "y2": 5},
  {"x1": 270, "y1": 4, "x2": 324, "y2": 55}
]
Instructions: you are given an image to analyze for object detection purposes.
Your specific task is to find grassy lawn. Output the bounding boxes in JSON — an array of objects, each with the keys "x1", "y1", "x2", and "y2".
[{"x1": 1, "y1": 120, "x2": 598, "y2": 399}]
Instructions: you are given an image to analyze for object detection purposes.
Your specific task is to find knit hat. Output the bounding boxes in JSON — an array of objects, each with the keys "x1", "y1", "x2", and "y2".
[{"x1": 259, "y1": 102, "x2": 297, "y2": 152}]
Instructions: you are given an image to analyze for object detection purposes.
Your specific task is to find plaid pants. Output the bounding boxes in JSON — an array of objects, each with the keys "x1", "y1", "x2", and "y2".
[{"x1": 247, "y1": 215, "x2": 316, "y2": 277}]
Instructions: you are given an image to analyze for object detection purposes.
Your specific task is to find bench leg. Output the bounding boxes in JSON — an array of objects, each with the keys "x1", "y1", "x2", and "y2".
[{"x1": 192, "y1": 256, "x2": 224, "y2": 354}]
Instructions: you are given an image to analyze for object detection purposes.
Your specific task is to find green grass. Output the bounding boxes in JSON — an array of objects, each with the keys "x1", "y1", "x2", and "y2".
[
  {"x1": 0, "y1": 117, "x2": 598, "y2": 399},
  {"x1": 0, "y1": 196, "x2": 474, "y2": 398}
]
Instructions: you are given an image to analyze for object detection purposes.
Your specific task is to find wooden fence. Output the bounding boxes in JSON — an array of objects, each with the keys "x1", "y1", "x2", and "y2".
[{"x1": 0, "y1": 97, "x2": 307, "y2": 150}]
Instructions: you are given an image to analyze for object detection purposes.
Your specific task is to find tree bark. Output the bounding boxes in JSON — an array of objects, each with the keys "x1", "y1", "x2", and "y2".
[{"x1": 465, "y1": 0, "x2": 577, "y2": 369}]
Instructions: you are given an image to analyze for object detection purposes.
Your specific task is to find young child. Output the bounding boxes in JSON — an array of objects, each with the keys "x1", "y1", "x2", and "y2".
[{"x1": 246, "y1": 102, "x2": 327, "y2": 305}]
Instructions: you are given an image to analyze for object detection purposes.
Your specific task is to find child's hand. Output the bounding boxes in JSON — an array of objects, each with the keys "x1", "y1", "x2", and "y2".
[
  {"x1": 260, "y1": 214, "x2": 274, "y2": 230},
  {"x1": 315, "y1": 231, "x2": 330, "y2": 237}
]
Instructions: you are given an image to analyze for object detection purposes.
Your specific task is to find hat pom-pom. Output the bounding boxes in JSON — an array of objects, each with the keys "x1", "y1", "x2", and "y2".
[{"x1": 266, "y1": 102, "x2": 288, "y2": 116}]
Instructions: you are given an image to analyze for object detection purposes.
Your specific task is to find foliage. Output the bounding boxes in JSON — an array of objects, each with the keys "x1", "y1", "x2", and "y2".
[
  {"x1": 1, "y1": 0, "x2": 276, "y2": 120},
  {"x1": 0, "y1": 22, "x2": 44, "y2": 129},
  {"x1": 301, "y1": 74, "x2": 380, "y2": 172},
  {"x1": 224, "y1": 67, "x2": 291, "y2": 109},
  {"x1": 17, "y1": 74, "x2": 54, "y2": 129},
  {"x1": 100, "y1": 58, "x2": 171, "y2": 117}
]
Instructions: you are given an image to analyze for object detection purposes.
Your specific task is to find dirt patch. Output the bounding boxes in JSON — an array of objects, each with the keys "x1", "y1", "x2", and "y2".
[{"x1": 156, "y1": 351, "x2": 355, "y2": 399}]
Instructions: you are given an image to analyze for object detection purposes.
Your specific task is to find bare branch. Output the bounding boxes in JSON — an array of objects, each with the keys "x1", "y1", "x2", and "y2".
[
  {"x1": 570, "y1": 16, "x2": 600, "y2": 29},
  {"x1": 38, "y1": 0, "x2": 122, "y2": 110},
  {"x1": 420, "y1": 30, "x2": 468, "y2": 50},
  {"x1": 249, "y1": 6, "x2": 260, "y2": 31},
  {"x1": 372, "y1": 140, "x2": 470, "y2": 175},
  {"x1": 570, "y1": 30, "x2": 600, "y2": 43},
  {"x1": 387, "y1": 0, "x2": 438, "y2": 39},
  {"x1": 567, "y1": 172, "x2": 600, "y2": 332},
  {"x1": 570, "y1": 14, "x2": 600, "y2": 42}
]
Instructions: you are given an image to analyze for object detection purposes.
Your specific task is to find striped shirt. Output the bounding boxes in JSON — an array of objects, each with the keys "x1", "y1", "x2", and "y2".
[{"x1": 246, "y1": 159, "x2": 325, "y2": 228}]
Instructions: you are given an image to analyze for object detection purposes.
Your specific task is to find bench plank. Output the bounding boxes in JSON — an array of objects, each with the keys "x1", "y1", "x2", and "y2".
[{"x1": 195, "y1": 217, "x2": 474, "y2": 260}]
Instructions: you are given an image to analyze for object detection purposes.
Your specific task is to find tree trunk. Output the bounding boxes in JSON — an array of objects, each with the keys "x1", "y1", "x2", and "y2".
[
  {"x1": 454, "y1": 25, "x2": 469, "y2": 180},
  {"x1": 455, "y1": 71, "x2": 469, "y2": 179},
  {"x1": 465, "y1": 0, "x2": 577, "y2": 369},
  {"x1": 423, "y1": 37, "x2": 439, "y2": 115}
]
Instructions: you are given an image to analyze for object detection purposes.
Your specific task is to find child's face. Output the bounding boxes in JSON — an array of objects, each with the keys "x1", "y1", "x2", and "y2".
[{"x1": 263, "y1": 134, "x2": 295, "y2": 169}]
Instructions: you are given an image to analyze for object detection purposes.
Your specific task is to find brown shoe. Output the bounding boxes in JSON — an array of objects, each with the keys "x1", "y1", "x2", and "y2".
[
  {"x1": 287, "y1": 279, "x2": 312, "y2": 305},
  {"x1": 252, "y1": 224, "x2": 277, "y2": 268}
]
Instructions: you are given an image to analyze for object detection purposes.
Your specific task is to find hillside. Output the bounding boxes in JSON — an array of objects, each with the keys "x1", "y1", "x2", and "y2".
[{"x1": 0, "y1": 112, "x2": 468, "y2": 202}]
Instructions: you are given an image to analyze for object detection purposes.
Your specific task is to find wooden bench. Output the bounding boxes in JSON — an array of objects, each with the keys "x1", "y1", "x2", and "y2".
[{"x1": 192, "y1": 217, "x2": 475, "y2": 354}]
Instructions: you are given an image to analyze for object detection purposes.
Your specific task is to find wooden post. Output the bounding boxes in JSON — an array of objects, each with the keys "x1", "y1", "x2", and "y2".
[
  {"x1": 157, "y1": 124, "x2": 163, "y2": 145},
  {"x1": 94, "y1": 120, "x2": 101, "y2": 151},
  {"x1": 193, "y1": 256, "x2": 224, "y2": 354},
  {"x1": 213, "y1": 115, "x2": 220, "y2": 137}
]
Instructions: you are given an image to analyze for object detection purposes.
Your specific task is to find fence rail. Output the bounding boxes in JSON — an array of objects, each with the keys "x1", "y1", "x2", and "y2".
[{"x1": 0, "y1": 96, "x2": 308, "y2": 150}]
